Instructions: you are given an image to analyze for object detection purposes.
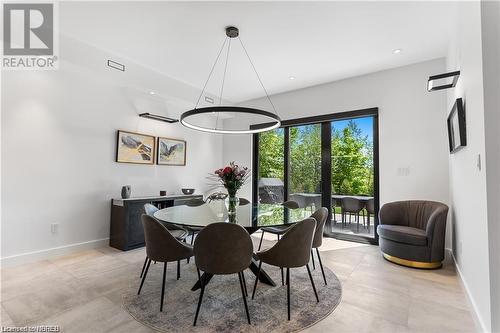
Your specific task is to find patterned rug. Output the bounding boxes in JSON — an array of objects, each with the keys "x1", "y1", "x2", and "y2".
[{"x1": 123, "y1": 261, "x2": 342, "y2": 332}]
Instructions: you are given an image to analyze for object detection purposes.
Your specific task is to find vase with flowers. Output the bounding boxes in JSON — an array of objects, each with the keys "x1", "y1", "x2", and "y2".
[{"x1": 213, "y1": 162, "x2": 250, "y2": 222}]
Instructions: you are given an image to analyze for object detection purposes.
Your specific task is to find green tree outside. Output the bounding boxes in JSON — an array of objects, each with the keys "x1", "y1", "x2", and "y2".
[{"x1": 258, "y1": 118, "x2": 373, "y2": 197}]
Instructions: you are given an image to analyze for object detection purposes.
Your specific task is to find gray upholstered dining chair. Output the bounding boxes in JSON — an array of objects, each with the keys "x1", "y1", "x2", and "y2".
[
  {"x1": 138, "y1": 215, "x2": 194, "y2": 312},
  {"x1": 252, "y1": 218, "x2": 319, "y2": 321},
  {"x1": 182, "y1": 199, "x2": 206, "y2": 263},
  {"x1": 193, "y1": 223, "x2": 253, "y2": 326},
  {"x1": 257, "y1": 200, "x2": 299, "y2": 251},
  {"x1": 341, "y1": 197, "x2": 365, "y2": 232},
  {"x1": 365, "y1": 198, "x2": 375, "y2": 233},
  {"x1": 239, "y1": 198, "x2": 251, "y2": 206},
  {"x1": 140, "y1": 204, "x2": 188, "y2": 280},
  {"x1": 310, "y1": 207, "x2": 328, "y2": 285}
]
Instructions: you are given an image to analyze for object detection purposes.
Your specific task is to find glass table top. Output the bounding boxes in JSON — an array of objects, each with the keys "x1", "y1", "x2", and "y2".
[{"x1": 154, "y1": 201, "x2": 310, "y2": 229}]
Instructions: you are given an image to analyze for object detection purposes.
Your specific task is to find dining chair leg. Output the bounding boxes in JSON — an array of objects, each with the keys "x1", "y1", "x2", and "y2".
[
  {"x1": 177, "y1": 260, "x2": 181, "y2": 280},
  {"x1": 281, "y1": 267, "x2": 284, "y2": 286},
  {"x1": 187, "y1": 231, "x2": 195, "y2": 264},
  {"x1": 316, "y1": 248, "x2": 327, "y2": 285},
  {"x1": 306, "y1": 264, "x2": 319, "y2": 303},
  {"x1": 241, "y1": 271, "x2": 248, "y2": 297},
  {"x1": 356, "y1": 213, "x2": 360, "y2": 233},
  {"x1": 238, "y1": 272, "x2": 251, "y2": 324},
  {"x1": 196, "y1": 267, "x2": 201, "y2": 281},
  {"x1": 160, "y1": 262, "x2": 167, "y2": 312},
  {"x1": 277, "y1": 234, "x2": 280, "y2": 241},
  {"x1": 138, "y1": 258, "x2": 151, "y2": 295},
  {"x1": 286, "y1": 267, "x2": 291, "y2": 321},
  {"x1": 258, "y1": 231, "x2": 264, "y2": 251},
  {"x1": 252, "y1": 260, "x2": 262, "y2": 299},
  {"x1": 193, "y1": 274, "x2": 206, "y2": 326},
  {"x1": 140, "y1": 257, "x2": 148, "y2": 278},
  {"x1": 311, "y1": 249, "x2": 316, "y2": 270}
]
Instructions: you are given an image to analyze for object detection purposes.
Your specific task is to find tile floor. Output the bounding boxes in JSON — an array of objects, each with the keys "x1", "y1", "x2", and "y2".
[{"x1": 0, "y1": 236, "x2": 477, "y2": 332}]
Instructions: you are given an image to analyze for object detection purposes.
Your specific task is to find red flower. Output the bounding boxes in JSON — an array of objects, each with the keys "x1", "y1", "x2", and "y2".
[{"x1": 223, "y1": 166, "x2": 232, "y2": 175}]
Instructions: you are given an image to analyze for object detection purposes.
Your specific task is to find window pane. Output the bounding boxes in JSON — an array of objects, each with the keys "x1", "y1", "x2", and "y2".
[
  {"x1": 331, "y1": 117, "x2": 374, "y2": 236},
  {"x1": 289, "y1": 124, "x2": 322, "y2": 215},
  {"x1": 258, "y1": 128, "x2": 284, "y2": 204}
]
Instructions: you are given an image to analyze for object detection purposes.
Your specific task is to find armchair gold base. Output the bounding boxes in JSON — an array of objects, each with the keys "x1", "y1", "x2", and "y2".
[{"x1": 382, "y1": 253, "x2": 442, "y2": 269}]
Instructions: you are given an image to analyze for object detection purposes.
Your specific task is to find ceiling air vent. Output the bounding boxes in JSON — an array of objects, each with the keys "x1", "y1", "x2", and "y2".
[{"x1": 107, "y1": 59, "x2": 125, "y2": 72}]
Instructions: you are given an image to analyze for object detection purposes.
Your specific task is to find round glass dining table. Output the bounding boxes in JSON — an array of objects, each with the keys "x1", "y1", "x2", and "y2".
[
  {"x1": 153, "y1": 201, "x2": 303, "y2": 231},
  {"x1": 154, "y1": 201, "x2": 305, "y2": 290}
]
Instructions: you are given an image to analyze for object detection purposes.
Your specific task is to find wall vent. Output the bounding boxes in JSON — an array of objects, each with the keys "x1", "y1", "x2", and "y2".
[{"x1": 107, "y1": 59, "x2": 125, "y2": 72}]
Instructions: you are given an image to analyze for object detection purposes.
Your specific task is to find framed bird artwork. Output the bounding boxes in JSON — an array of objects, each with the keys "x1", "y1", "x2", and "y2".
[{"x1": 157, "y1": 137, "x2": 186, "y2": 166}]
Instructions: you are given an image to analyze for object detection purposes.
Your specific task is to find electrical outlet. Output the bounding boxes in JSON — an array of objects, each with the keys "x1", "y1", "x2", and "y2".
[
  {"x1": 397, "y1": 167, "x2": 410, "y2": 176},
  {"x1": 51, "y1": 223, "x2": 59, "y2": 234}
]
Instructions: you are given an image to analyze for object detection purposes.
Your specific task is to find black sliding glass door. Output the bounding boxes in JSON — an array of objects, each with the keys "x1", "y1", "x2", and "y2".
[{"x1": 253, "y1": 108, "x2": 379, "y2": 244}]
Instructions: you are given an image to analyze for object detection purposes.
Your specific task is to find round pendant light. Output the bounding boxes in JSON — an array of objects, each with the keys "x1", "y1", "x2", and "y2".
[{"x1": 180, "y1": 26, "x2": 281, "y2": 134}]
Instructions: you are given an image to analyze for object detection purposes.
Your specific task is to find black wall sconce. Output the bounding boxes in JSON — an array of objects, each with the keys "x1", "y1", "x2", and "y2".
[
  {"x1": 427, "y1": 70, "x2": 460, "y2": 92},
  {"x1": 139, "y1": 113, "x2": 178, "y2": 123}
]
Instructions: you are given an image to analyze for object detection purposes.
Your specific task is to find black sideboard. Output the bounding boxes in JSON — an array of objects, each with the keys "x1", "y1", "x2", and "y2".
[{"x1": 110, "y1": 194, "x2": 203, "y2": 251}]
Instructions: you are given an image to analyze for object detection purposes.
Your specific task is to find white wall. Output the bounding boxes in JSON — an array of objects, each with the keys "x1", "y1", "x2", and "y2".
[
  {"x1": 1, "y1": 36, "x2": 223, "y2": 262},
  {"x1": 481, "y1": 1, "x2": 500, "y2": 331},
  {"x1": 446, "y1": 1, "x2": 492, "y2": 331},
  {"x1": 223, "y1": 59, "x2": 450, "y2": 220}
]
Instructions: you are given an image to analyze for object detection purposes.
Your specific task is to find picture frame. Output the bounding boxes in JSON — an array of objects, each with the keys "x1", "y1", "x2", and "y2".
[
  {"x1": 447, "y1": 98, "x2": 466, "y2": 153},
  {"x1": 157, "y1": 137, "x2": 186, "y2": 166},
  {"x1": 116, "y1": 130, "x2": 156, "y2": 164}
]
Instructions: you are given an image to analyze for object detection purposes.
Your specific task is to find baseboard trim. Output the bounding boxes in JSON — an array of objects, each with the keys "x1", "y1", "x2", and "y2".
[
  {"x1": 1, "y1": 238, "x2": 110, "y2": 267},
  {"x1": 446, "y1": 248, "x2": 489, "y2": 333}
]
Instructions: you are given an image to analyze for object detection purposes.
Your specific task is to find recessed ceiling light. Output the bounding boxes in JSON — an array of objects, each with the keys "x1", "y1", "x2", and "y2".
[
  {"x1": 393, "y1": 49, "x2": 402, "y2": 54},
  {"x1": 149, "y1": 91, "x2": 156, "y2": 95},
  {"x1": 289, "y1": 76, "x2": 296, "y2": 80}
]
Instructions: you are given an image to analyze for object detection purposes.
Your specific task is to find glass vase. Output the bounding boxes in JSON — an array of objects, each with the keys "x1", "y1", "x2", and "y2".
[{"x1": 225, "y1": 194, "x2": 239, "y2": 223}]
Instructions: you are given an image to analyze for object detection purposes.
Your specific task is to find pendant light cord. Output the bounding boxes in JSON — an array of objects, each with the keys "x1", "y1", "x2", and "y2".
[
  {"x1": 238, "y1": 37, "x2": 279, "y2": 117},
  {"x1": 194, "y1": 37, "x2": 228, "y2": 109},
  {"x1": 215, "y1": 38, "x2": 232, "y2": 130}
]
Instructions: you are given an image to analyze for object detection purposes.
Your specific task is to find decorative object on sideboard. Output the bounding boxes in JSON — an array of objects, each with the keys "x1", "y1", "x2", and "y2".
[
  {"x1": 206, "y1": 192, "x2": 228, "y2": 202},
  {"x1": 116, "y1": 130, "x2": 155, "y2": 164},
  {"x1": 447, "y1": 98, "x2": 466, "y2": 153},
  {"x1": 157, "y1": 137, "x2": 186, "y2": 166},
  {"x1": 427, "y1": 70, "x2": 460, "y2": 92},
  {"x1": 139, "y1": 113, "x2": 178, "y2": 124},
  {"x1": 179, "y1": 26, "x2": 281, "y2": 134},
  {"x1": 160, "y1": 190, "x2": 167, "y2": 196},
  {"x1": 181, "y1": 188, "x2": 195, "y2": 195},
  {"x1": 121, "y1": 185, "x2": 131, "y2": 199}
]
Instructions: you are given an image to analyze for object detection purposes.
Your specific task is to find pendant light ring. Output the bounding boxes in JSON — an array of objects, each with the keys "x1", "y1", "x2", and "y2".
[{"x1": 180, "y1": 106, "x2": 281, "y2": 134}]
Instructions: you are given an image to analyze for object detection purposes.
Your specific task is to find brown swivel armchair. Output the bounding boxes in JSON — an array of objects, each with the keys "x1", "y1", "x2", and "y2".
[
  {"x1": 377, "y1": 200, "x2": 448, "y2": 269},
  {"x1": 138, "y1": 215, "x2": 194, "y2": 312}
]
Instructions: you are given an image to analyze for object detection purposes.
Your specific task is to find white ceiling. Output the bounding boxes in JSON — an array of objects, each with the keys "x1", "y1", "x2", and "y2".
[{"x1": 61, "y1": 1, "x2": 456, "y2": 102}]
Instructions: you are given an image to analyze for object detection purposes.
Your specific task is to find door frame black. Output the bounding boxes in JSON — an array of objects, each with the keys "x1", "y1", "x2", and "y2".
[{"x1": 252, "y1": 107, "x2": 380, "y2": 245}]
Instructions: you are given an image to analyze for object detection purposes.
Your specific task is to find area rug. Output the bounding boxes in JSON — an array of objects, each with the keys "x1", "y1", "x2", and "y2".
[{"x1": 123, "y1": 261, "x2": 342, "y2": 333}]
